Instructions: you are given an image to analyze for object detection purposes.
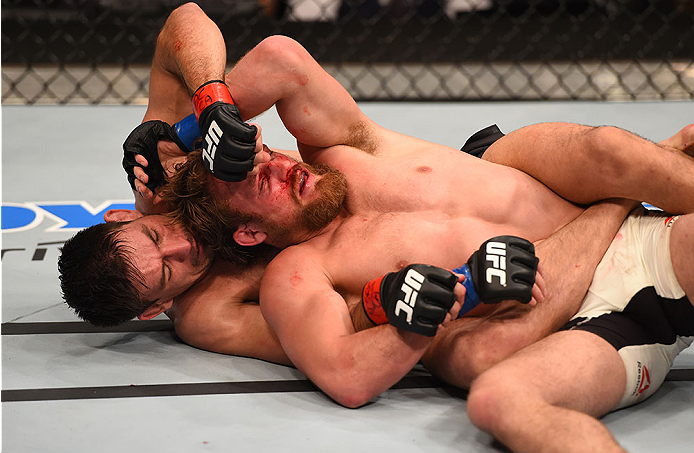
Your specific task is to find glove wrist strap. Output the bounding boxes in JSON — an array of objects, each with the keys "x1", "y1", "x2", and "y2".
[
  {"x1": 192, "y1": 80, "x2": 234, "y2": 120},
  {"x1": 173, "y1": 114, "x2": 202, "y2": 152},
  {"x1": 452, "y1": 264, "x2": 482, "y2": 318},
  {"x1": 361, "y1": 275, "x2": 388, "y2": 325}
]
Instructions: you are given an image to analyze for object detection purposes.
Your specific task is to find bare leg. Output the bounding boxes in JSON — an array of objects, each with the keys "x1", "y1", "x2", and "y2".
[
  {"x1": 659, "y1": 123, "x2": 694, "y2": 156},
  {"x1": 421, "y1": 199, "x2": 635, "y2": 387},
  {"x1": 482, "y1": 122, "x2": 694, "y2": 214},
  {"x1": 466, "y1": 330, "x2": 627, "y2": 453}
]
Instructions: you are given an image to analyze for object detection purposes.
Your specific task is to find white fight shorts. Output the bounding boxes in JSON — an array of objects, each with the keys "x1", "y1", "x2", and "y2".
[{"x1": 561, "y1": 207, "x2": 694, "y2": 410}]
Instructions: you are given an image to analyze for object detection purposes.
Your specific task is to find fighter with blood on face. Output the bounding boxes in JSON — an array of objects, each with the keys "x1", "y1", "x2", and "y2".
[{"x1": 59, "y1": 4, "x2": 694, "y2": 452}]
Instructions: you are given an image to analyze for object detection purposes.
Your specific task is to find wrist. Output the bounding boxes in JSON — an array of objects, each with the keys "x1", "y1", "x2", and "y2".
[
  {"x1": 173, "y1": 114, "x2": 202, "y2": 152},
  {"x1": 192, "y1": 80, "x2": 234, "y2": 120},
  {"x1": 361, "y1": 275, "x2": 388, "y2": 325}
]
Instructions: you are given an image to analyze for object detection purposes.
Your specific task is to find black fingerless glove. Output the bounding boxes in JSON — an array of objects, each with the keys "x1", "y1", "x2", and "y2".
[{"x1": 122, "y1": 120, "x2": 188, "y2": 192}]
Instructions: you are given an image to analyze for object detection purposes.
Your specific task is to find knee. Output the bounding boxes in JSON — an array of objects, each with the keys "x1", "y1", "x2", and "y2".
[
  {"x1": 583, "y1": 126, "x2": 632, "y2": 177},
  {"x1": 467, "y1": 371, "x2": 516, "y2": 433}
]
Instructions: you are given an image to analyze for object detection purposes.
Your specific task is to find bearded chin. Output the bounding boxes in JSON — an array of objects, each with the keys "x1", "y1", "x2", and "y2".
[{"x1": 299, "y1": 165, "x2": 347, "y2": 233}]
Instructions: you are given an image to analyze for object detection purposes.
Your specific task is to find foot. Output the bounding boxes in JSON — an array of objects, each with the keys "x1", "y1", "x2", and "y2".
[{"x1": 659, "y1": 124, "x2": 694, "y2": 157}]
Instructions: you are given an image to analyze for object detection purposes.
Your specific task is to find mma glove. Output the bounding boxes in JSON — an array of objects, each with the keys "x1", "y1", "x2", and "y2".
[
  {"x1": 454, "y1": 235, "x2": 539, "y2": 317},
  {"x1": 192, "y1": 80, "x2": 258, "y2": 182},
  {"x1": 361, "y1": 264, "x2": 458, "y2": 337},
  {"x1": 122, "y1": 115, "x2": 201, "y2": 192}
]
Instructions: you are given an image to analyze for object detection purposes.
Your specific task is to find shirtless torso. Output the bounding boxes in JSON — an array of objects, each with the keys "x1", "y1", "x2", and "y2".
[{"x1": 296, "y1": 134, "x2": 582, "y2": 309}]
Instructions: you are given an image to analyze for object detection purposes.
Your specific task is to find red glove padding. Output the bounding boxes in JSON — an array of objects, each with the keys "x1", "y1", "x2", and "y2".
[
  {"x1": 361, "y1": 264, "x2": 458, "y2": 337},
  {"x1": 192, "y1": 80, "x2": 258, "y2": 182}
]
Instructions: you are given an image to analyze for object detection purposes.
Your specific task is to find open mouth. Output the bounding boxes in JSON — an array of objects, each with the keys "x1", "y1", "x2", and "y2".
[
  {"x1": 298, "y1": 170, "x2": 307, "y2": 195},
  {"x1": 290, "y1": 166, "x2": 309, "y2": 199}
]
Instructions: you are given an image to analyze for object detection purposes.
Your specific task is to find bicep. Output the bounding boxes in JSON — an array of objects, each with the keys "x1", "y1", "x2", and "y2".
[
  {"x1": 261, "y1": 271, "x2": 354, "y2": 377},
  {"x1": 175, "y1": 301, "x2": 291, "y2": 365}
]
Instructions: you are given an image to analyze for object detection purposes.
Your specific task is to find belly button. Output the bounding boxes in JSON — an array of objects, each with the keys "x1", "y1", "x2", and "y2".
[
  {"x1": 396, "y1": 260, "x2": 409, "y2": 269},
  {"x1": 417, "y1": 166, "x2": 432, "y2": 173}
]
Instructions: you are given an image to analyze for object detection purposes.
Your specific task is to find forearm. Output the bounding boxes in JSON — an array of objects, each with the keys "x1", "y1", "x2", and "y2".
[
  {"x1": 154, "y1": 3, "x2": 226, "y2": 95},
  {"x1": 303, "y1": 325, "x2": 432, "y2": 408},
  {"x1": 534, "y1": 198, "x2": 637, "y2": 332}
]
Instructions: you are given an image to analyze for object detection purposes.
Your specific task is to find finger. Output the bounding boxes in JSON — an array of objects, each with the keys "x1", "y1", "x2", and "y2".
[
  {"x1": 249, "y1": 123, "x2": 264, "y2": 153},
  {"x1": 134, "y1": 179, "x2": 153, "y2": 200},
  {"x1": 453, "y1": 282, "x2": 466, "y2": 301},
  {"x1": 450, "y1": 298, "x2": 463, "y2": 319},
  {"x1": 133, "y1": 166, "x2": 149, "y2": 184},
  {"x1": 535, "y1": 260, "x2": 547, "y2": 297},
  {"x1": 253, "y1": 146, "x2": 271, "y2": 165},
  {"x1": 135, "y1": 154, "x2": 149, "y2": 167}
]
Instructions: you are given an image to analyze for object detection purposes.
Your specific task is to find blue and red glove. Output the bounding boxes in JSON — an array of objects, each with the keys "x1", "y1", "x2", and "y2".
[
  {"x1": 192, "y1": 80, "x2": 258, "y2": 182},
  {"x1": 361, "y1": 235, "x2": 538, "y2": 336}
]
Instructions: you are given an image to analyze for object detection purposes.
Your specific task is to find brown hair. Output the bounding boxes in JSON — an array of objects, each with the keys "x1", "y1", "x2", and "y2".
[{"x1": 159, "y1": 150, "x2": 270, "y2": 265}]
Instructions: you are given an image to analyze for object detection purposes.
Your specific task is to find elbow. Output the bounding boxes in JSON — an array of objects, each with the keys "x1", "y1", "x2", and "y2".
[
  {"x1": 328, "y1": 384, "x2": 373, "y2": 409},
  {"x1": 253, "y1": 36, "x2": 312, "y2": 83},
  {"x1": 315, "y1": 362, "x2": 378, "y2": 408},
  {"x1": 169, "y1": 2, "x2": 204, "y2": 20}
]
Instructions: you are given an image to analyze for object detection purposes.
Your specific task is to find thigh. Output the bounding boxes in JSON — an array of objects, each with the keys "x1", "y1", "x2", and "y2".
[{"x1": 476, "y1": 329, "x2": 626, "y2": 417}]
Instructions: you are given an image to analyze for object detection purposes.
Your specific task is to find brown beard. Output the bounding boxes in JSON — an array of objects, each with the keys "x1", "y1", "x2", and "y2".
[
  {"x1": 297, "y1": 162, "x2": 347, "y2": 233},
  {"x1": 220, "y1": 161, "x2": 347, "y2": 246},
  {"x1": 160, "y1": 150, "x2": 347, "y2": 261}
]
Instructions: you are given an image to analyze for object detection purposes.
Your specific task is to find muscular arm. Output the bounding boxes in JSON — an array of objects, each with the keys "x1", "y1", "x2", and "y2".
[
  {"x1": 225, "y1": 36, "x2": 378, "y2": 156},
  {"x1": 260, "y1": 249, "x2": 443, "y2": 408},
  {"x1": 422, "y1": 198, "x2": 637, "y2": 387},
  {"x1": 144, "y1": 2, "x2": 225, "y2": 124},
  {"x1": 167, "y1": 261, "x2": 291, "y2": 366}
]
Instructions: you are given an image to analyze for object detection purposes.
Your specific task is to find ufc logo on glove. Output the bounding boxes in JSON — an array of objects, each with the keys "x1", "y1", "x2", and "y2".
[
  {"x1": 394, "y1": 268, "x2": 425, "y2": 324},
  {"x1": 485, "y1": 241, "x2": 507, "y2": 286},
  {"x1": 202, "y1": 120, "x2": 224, "y2": 171}
]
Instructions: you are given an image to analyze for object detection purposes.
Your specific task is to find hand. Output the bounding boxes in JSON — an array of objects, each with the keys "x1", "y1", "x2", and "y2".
[
  {"x1": 453, "y1": 235, "x2": 541, "y2": 318},
  {"x1": 122, "y1": 120, "x2": 191, "y2": 193},
  {"x1": 361, "y1": 264, "x2": 458, "y2": 337},
  {"x1": 193, "y1": 80, "x2": 259, "y2": 182},
  {"x1": 132, "y1": 140, "x2": 188, "y2": 209}
]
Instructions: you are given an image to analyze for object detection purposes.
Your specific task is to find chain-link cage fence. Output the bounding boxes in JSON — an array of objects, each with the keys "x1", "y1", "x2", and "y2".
[{"x1": 2, "y1": 0, "x2": 693, "y2": 104}]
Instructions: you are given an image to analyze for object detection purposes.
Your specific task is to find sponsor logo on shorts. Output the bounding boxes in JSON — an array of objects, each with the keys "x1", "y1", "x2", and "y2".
[
  {"x1": 632, "y1": 361, "x2": 651, "y2": 397},
  {"x1": 664, "y1": 216, "x2": 676, "y2": 228},
  {"x1": 395, "y1": 268, "x2": 425, "y2": 324},
  {"x1": 485, "y1": 241, "x2": 507, "y2": 286}
]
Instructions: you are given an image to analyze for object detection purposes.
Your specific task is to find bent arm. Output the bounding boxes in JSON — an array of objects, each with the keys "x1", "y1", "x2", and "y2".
[
  {"x1": 225, "y1": 36, "x2": 376, "y2": 155},
  {"x1": 421, "y1": 198, "x2": 637, "y2": 388},
  {"x1": 260, "y1": 253, "x2": 433, "y2": 408},
  {"x1": 170, "y1": 300, "x2": 291, "y2": 366},
  {"x1": 167, "y1": 261, "x2": 291, "y2": 365},
  {"x1": 145, "y1": 2, "x2": 226, "y2": 124}
]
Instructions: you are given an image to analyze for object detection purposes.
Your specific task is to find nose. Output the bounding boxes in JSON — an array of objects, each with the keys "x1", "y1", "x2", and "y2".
[
  {"x1": 161, "y1": 236, "x2": 191, "y2": 262},
  {"x1": 264, "y1": 158, "x2": 292, "y2": 182}
]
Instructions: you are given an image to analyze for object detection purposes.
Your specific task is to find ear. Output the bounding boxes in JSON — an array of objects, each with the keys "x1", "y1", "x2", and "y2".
[
  {"x1": 233, "y1": 223, "x2": 268, "y2": 246},
  {"x1": 104, "y1": 209, "x2": 142, "y2": 223},
  {"x1": 137, "y1": 299, "x2": 174, "y2": 321}
]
